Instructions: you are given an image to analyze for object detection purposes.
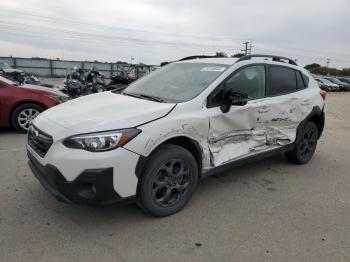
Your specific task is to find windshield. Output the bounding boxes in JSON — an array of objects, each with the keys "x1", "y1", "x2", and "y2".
[
  {"x1": 0, "y1": 76, "x2": 16, "y2": 85},
  {"x1": 123, "y1": 63, "x2": 228, "y2": 103}
]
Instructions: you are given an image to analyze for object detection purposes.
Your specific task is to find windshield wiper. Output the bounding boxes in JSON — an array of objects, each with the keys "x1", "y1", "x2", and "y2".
[{"x1": 123, "y1": 92, "x2": 164, "y2": 103}]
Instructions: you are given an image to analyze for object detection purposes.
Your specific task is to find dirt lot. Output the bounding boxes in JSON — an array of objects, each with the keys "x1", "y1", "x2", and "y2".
[{"x1": 0, "y1": 93, "x2": 349, "y2": 262}]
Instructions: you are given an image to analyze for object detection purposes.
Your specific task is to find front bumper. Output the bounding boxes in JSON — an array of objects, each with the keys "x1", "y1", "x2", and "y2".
[{"x1": 28, "y1": 150, "x2": 129, "y2": 205}]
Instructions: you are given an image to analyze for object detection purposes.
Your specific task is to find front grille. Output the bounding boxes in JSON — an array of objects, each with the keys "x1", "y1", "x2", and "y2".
[{"x1": 27, "y1": 124, "x2": 53, "y2": 157}]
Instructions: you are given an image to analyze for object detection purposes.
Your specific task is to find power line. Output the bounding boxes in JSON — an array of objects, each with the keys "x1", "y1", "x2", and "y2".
[
  {"x1": 0, "y1": 8, "x2": 247, "y2": 43},
  {"x1": 0, "y1": 21, "x2": 242, "y2": 51},
  {"x1": 0, "y1": 8, "x2": 349, "y2": 65}
]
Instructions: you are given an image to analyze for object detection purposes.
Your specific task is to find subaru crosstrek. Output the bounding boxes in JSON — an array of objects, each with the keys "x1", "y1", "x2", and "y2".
[{"x1": 27, "y1": 55, "x2": 326, "y2": 217}]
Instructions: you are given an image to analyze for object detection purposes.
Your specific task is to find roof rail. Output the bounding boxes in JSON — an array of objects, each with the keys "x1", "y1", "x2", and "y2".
[
  {"x1": 236, "y1": 54, "x2": 298, "y2": 66},
  {"x1": 179, "y1": 55, "x2": 221, "y2": 61}
]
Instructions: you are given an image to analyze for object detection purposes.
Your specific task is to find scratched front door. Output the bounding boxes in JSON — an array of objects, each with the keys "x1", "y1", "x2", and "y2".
[{"x1": 206, "y1": 64, "x2": 273, "y2": 167}]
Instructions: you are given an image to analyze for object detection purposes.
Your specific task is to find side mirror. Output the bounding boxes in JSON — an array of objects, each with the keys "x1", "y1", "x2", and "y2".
[{"x1": 220, "y1": 90, "x2": 248, "y2": 113}]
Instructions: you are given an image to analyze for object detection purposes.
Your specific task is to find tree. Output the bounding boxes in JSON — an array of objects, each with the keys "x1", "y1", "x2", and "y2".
[
  {"x1": 308, "y1": 66, "x2": 350, "y2": 76},
  {"x1": 215, "y1": 52, "x2": 228, "y2": 57},
  {"x1": 231, "y1": 53, "x2": 245, "y2": 58},
  {"x1": 305, "y1": 63, "x2": 321, "y2": 70}
]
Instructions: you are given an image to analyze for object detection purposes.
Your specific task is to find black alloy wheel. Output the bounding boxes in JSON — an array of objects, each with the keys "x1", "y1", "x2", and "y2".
[
  {"x1": 285, "y1": 121, "x2": 319, "y2": 164},
  {"x1": 152, "y1": 159, "x2": 191, "y2": 207},
  {"x1": 137, "y1": 144, "x2": 198, "y2": 217}
]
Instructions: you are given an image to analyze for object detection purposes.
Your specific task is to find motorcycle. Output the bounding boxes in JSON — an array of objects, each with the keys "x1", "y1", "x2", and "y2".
[
  {"x1": 86, "y1": 68, "x2": 106, "y2": 93},
  {"x1": 105, "y1": 75, "x2": 127, "y2": 91},
  {"x1": 25, "y1": 75, "x2": 40, "y2": 85},
  {"x1": 63, "y1": 79, "x2": 91, "y2": 98},
  {"x1": 104, "y1": 72, "x2": 134, "y2": 91}
]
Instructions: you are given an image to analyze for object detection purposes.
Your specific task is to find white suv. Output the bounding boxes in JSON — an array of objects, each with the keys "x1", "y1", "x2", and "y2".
[{"x1": 27, "y1": 55, "x2": 326, "y2": 216}]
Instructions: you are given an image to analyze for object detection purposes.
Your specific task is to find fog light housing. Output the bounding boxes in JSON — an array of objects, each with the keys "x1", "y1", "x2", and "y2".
[{"x1": 75, "y1": 182, "x2": 97, "y2": 199}]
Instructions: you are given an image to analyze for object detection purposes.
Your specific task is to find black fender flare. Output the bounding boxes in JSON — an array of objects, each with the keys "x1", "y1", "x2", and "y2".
[{"x1": 295, "y1": 106, "x2": 325, "y2": 143}]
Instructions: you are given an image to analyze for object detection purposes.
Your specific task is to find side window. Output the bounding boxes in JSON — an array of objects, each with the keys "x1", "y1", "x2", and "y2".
[
  {"x1": 302, "y1": 74, "x2": 309, "y2": 87},
  {"x1": 268, "y1": 66, "x2": 297, "y2": 96},
  {"x1": 208, "y1": 65, "x2": 266, "y2": 106},
  {"x1": 296, "y1": 71, "x2": 306, "y2": 90}
]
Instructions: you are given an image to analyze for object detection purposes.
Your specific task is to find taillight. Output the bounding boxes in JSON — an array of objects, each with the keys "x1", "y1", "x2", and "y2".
[{"x1": 320, "y1": 90, "x2": 326, "y2": 100}]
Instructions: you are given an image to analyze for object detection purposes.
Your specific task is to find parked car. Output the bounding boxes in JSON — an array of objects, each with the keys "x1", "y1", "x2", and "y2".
[
  {"x1": 0, "y1": 76, "x2": 69, "y2": 132},
  {"x1": 324, "y1": 77, "x2": 350, "y2": 91},
  {"x1": 315, "y1": 78, "x2": 339, "y2": 92},
  {"x1": 314, "y1": 78, "x2": 328, "y2": 91},
  {"x1": 337, "y1": 77, "x2": 350, "y2": 85},
  {"x1": 27, "y1": 54, "x2": 325, "y2": 217}
]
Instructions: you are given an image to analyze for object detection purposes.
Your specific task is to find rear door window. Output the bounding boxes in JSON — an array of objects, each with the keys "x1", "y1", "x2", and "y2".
[{"x1": 268, "y1": 66, "x2": 297, "y2": 96}]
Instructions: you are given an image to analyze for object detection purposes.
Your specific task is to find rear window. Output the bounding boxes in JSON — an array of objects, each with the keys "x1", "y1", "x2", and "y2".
[{"x1": 269, "y1": 66, "x2": 297, "y2": 96}]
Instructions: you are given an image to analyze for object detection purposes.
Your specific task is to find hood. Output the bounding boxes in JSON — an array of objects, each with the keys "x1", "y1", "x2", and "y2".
[
  {"x1": 22, "y1": 84, "x2": 67, "y2": 96},
  {"x1": 35, "y1": 92, "x2": 176, "y2": 135}
]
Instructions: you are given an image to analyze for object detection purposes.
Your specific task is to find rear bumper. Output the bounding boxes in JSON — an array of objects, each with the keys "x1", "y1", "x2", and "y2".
[{"x1": 28, "y1": 150, "x2": 132, "y2": 205}]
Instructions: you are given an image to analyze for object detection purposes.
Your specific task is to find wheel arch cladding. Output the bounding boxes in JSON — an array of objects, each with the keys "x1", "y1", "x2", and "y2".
[
  {"x1": 309, "y1": 110, "x2": 325, "y2": 138},
  {"x1": 297, "y1": 106, "x2": 325, "y2": 139},
  {"x1": 135, "y1": 136, "x2": 203, "y2": 179}
]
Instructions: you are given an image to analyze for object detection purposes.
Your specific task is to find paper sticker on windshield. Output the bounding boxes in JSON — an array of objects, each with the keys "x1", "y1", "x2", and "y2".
[{"x1": 200, "y1": 66, "x2": 226, "y2": 72}]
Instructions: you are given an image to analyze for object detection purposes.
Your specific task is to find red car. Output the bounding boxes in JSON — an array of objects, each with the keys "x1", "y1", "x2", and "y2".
[{"x1": 0, "y1": 76, "x2": 69, "y2": 132}]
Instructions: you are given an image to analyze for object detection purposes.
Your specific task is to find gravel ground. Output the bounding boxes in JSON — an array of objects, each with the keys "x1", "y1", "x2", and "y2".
[
  {"x1": 40, "y1": 77, "x2": 65, "y2": 86},
  {"x1": 0, "y1": 93, "x2": 349, "y2": 262}
]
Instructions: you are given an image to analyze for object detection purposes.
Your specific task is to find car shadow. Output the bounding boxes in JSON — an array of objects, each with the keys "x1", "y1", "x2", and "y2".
[
  {"x1": 0, "y1": 127, "x2": 18, "y2": 133},
  {"x1": 32, "y1": 153, "x2": 290, "y2": 225}
]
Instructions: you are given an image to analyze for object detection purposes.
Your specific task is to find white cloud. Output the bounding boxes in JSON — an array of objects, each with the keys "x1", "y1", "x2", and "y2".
[{"x1": 0, "y1": 0, "x2": 349, "y2": 67}]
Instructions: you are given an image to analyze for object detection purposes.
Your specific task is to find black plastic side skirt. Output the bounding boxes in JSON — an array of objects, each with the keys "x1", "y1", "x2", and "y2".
[{"x1": 201, "y1": 143, "x2": 295, "y2": 179}]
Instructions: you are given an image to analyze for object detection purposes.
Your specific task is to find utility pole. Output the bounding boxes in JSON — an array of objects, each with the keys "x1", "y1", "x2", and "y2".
[
  {"x1": 242, "y1": 42, "x2": 249, "y2": 55},
  {"x1": 241, "y1": 41, "x2": 253, "y2": 55},
  {"x1": 248, "y1": 40, "x2": 253, "y2": 55},
  {"x1": 326, "y1": 58, "x2": 331, "y2": 68}
]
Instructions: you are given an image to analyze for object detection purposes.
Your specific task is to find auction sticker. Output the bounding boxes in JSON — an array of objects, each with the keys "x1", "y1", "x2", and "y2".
[{"x1": 200, "y1": 66, "x2": 226, "y2": 72}]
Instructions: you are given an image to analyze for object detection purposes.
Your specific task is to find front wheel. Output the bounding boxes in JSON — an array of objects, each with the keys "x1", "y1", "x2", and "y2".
[
  {"x1": 285, "y1": 121, "x2": 319, "y2": 164},
  {"x1": 12, "y1": 103, "x2": 44, "y2": 132},
  {"x1": 137, "y1": 144, "x2": 198, "y2": 217}
]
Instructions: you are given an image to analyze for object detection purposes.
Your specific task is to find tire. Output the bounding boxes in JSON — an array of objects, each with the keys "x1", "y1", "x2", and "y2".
[
  {"x1": 12, "y1": 103, "x2": 44, "y2": 132},
  {"x1": 137, "y1": 144, "x2": 198, "y2": 217},
  {"x1": 285, "y1": 121, "x2": 319, "y2": 165}
]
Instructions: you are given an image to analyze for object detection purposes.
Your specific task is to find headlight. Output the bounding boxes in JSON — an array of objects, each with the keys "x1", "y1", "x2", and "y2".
[
  {"x1": 47, "y1": 95, "x2": 70, "y2": 103},
  {"x1": 63, "y1": 129, "x2": 141, "y2": 152}
]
